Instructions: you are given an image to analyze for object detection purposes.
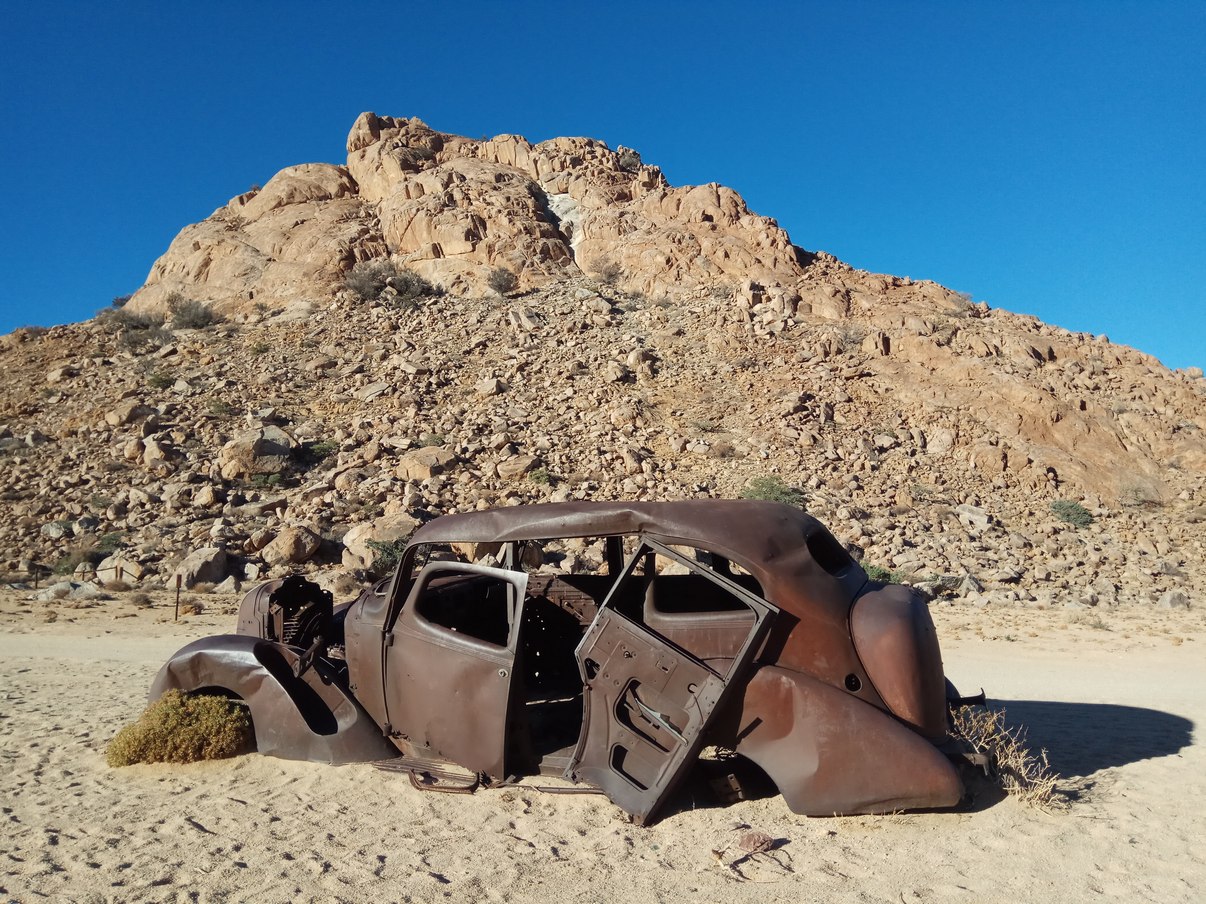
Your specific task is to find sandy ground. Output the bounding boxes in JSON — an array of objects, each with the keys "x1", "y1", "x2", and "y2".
[{"x1": 0, "y1": 588, "x2": 1202, "y2": 904}]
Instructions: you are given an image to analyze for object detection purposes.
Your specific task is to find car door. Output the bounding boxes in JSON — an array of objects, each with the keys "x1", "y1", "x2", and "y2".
[
  {"x1": 383, "y1": 560, "x2": 528, "y2": 779},
  {"x1": 564, "y1": 538, "x2": 775, "y2": 824}
]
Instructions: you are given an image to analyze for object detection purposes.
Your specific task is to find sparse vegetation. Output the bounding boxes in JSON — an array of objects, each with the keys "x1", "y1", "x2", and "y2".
[
  {"x1": 111, "y1": 294, "x2": 132, "y2": 308},
  {"x1": 106, "y1": 690, "x2": 253, "y2": 767},
  {"x1": 345, "y1": 260, "x2": 442, "y2": 306},
  {"x1": 249, "y1": 473, "x2": 284, "y2": 489},
  {"x1": 344, "y1": 259, "x2": 397, "y2": 301},
  {"x1": 295, "y1": 439, "x2": 339, "y2": 469},
  {"x1": 367, "y1": 538, "x2": 409, "y2": 576},
  {"x1": 206, "y1": 399, "x2": 237, "y2": 417},
  {"x1": 952, "y1": 704, "x2": 1061, "y2": 810},
  {"x1": 594, "y1": 258, "x2": 623, "y2": 286},
  {"x1": 487, "y1": 267, "x2": 519, "y2": 296},
  {"x1": 168, "y1": 294, "x2": 220, "y2": 329},
  {"x1": 52, "y1": 541, "x2": 106, "y2": 575},
  {"x1": 147, "y1": 372, "x2": 174, "y2": 390},
  {"x1": 418, "y1": 433, "x2": 446, "y2": 448},
  {"x1": 616, "y1": 149, "x2": 642, "y2": 172},
  {"x1": 249, "y1": 341, "x2": 270, "y2": 355},
  {"x1": 741, "y1": 476, "x2": 805, "y2": 507},
  {"x1": 529, "y1": 466, "x2": 552, "y2": 485},
  {"x1": 863, "y1": 564, "x2": 894, "y2": 583},
  {"x1": 1051, "y1": 499, "x2": 1094, "y2": 528},
  {"x1": 96, "y1": 306, "x2": 171, "y2": 353}
]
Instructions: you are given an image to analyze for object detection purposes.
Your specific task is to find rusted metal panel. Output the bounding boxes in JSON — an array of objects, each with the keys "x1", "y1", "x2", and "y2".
[
  {"x1": 150, "y1": 500, "x2": 974, "y2": 822},
  {"x1": 151, "y1": 635, "x2": 395, "y2": 765}
]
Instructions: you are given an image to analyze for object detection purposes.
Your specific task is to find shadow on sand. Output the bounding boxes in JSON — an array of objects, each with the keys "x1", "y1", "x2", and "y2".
[{"x1": 992, "y1": 699, "x2": 1194, "y2": 778}]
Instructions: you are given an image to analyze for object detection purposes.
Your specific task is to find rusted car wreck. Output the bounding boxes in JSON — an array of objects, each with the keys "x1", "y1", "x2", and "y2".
[{"x1": 153, "y1": 500, "x2": 976, "y2": 823}]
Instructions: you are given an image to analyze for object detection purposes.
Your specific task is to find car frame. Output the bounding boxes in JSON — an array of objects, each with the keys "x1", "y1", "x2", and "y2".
[{"x1": 152, "y1": 499, "x2": 974, "y2": 824}]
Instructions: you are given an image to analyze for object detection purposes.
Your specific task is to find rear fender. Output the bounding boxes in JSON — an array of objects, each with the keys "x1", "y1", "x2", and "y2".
[
  {"x1": 721, "y1": 666, "x2": 964, "y2": 815},
  {"x1": 150, "y1": 634, "x2": 395, "y2": 765}
]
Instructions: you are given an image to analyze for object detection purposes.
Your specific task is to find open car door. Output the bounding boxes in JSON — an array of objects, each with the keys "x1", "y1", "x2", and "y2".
[
  {"x1": 384, "y1": 560, "x2": 528, "y2": 779},
  {"x1": 565, "y1": 539, "x2": 775, "y2": 824}
]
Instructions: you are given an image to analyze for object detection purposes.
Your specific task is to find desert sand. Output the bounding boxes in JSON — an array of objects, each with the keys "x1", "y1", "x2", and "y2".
[{"x1": 1, "y1": 589, "x2": 1202, "y2": 904}]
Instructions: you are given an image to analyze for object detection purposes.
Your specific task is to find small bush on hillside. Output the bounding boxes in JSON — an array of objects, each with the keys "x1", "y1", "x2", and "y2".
[
  {"x1": 1051, "y1": 499, "x2": 1094, "y2": 528},
  {"x1": 52, "y1": 541, "x2": 106, "y2": 575},
  {"x1": 863, "y1": 564, "x2": 894, "y2": 583},
  {"x1": 740, "y1": 475, "x2": 805, "y2": 507},
  {"x1": 345, "y1": 260, "x2": 397, "y2": 301},
  {"x1": 617, "y1": 149, "x2": 642, "y2": 172},
  {"x1": 389, "y1": 269, "x2": 442, "y2": 306},
  {"x1": 147, "y1": 372, "x2": 173, "y2": 390},
  {"x1": 106, "y1": 690, "x2": 254, "y2": 767},
  {"x1": 594, "y1": 258, "x2": 623, "y2": 287},
  {"x1": 168, "y1": 294, "x2": 220, "y2": 329},
  {"x1": 487, "y1": 267, "x2": 519, "y2": 295},
  {"x1": 367, "y1": 538, "x2": 409, "y2": 576},
  {"x1": 295, "y1": 439, "x2": 339, "y2": 469},
  {"x1": 112, "y1": 294, "x2": 132, "y2": 308}
]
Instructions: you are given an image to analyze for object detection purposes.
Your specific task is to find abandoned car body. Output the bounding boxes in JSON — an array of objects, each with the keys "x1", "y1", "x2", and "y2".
[{"x1": 152, "y1": 500, "x2": 972, "y2": 823}]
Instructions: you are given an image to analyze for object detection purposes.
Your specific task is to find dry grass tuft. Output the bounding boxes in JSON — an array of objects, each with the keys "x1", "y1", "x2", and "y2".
[
  {"x1": 178, "y1": 598, "x2": 204, "y2": 616},
  {"x1": 106, "y1": 690, "x2": 253, "y2": 767},
  {"x1": 952, "y1": 705, "x2": 1061, "y2": 809}
]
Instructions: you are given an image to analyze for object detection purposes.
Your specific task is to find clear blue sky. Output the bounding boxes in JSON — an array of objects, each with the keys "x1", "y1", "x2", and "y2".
[{"x1": 2, "y1": 0, "x2": 1202, "y2": 369}]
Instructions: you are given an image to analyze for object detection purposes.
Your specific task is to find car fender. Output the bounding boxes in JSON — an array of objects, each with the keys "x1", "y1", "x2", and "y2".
[
  {"x1": 149, "y1": 634, "x2": 396, "y2": 765},
  {"x1": 721, "y1": 665, "x2": 964, "y2": 815}
]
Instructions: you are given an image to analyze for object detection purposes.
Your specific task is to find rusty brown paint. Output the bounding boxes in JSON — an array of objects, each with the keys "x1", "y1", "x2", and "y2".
[{"x1": 150, "y1": 500, "x2": 972, "y2": 823}]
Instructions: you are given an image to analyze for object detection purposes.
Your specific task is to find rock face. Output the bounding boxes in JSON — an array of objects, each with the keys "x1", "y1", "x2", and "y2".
[
  {"x1": 127, "y1": 112, "x2": 805, "y2": 314},
  {"x1": 0, "y1": 113, "x2": 1203, "y2": 614}
]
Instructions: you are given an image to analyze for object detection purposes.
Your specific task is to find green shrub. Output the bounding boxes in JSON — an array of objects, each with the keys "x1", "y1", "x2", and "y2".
[
  {"x1": 52, "y1": 541, "x2": 105, "y2": 575},
  {"x1": 389, "y1": 269, "x2": 442, "y2": 306},
  {"x1": 529, "y1": 466, "x2": 552, "y2": 485},
  {"x1": 249, "y1": 341, "x2": 270, "y2": 355},
  {"x1": 863, "y1": 564, "x2": 894, "y2": 583},
  {"x1": 419, "y1": 433, "x2": 446, "y2": 447},
  {"x1": 295, "y1": 439, "x2": 339, "y2": 469},
  {"x1": 367, "y1": 538, "x2": 409, "y2": 576},
  {"x1": 740, "y1": 476, "x2": 805, "y2": 507},
  {"x1": 1051, "y1": 500, "x2": 1094, "y2": 528},
  {"x1": 106, "y1": 690, "x2": 253, "y2": 767},
  {"x1": 206, "y1": 399, "x2": 237, "y2": 417},
  {"x1": 487, "y1": 267, "x2": 519, "y2": 295},
  {"x1": 249, "y1": 473, "x2": 283, "y2": 489},
  {"x1": 147, "y1": 372, "x2": 173, "y2": 390}
]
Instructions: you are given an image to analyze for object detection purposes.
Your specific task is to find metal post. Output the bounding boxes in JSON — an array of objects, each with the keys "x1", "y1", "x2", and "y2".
[{"x1": 175, "y1": 573, "x2": 182, "y2": 621}]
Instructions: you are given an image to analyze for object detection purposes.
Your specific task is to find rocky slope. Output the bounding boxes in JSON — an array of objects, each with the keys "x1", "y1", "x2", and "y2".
[{"x1": 1, "y1": 113, "x2": 1203, "y2": 610}]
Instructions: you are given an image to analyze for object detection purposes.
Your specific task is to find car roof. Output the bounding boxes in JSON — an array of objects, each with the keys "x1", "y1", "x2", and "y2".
[{"x1": 406, "y1": 500, "x2": 867, "y2": 618}]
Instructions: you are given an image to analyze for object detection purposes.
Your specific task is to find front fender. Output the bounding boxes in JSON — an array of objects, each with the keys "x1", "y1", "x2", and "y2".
[
  {"x1": 150, "y1": 635, "x2": 395, "y2": 765},
  {"x1": 719, "y1": 665, "x2": 964, "y2": 815}
]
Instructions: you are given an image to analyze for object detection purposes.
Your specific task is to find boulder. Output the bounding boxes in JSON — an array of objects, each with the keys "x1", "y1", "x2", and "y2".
[
  {"x1": 342, "y1": 513, "x2": 420, "y2": 570},
  {"x1": 218, "y1": 425, "x2": 297, "y2": 479},
  {"x1": 261, "y1": 525, "x2": 322, "y2": 566},
  {"x1": 397, "y1": 447, "x2": 457, "y2": 481},
  {"x1": 172, "y1": 547, "x2": 228, "y2": 588}
]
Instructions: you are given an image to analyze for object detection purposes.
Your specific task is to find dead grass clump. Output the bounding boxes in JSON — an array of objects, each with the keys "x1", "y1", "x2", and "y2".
[
  {"x1": 130, "y1": 592, "x2": 153, "y2": 608},
  {"x1": 106, "y1": 690, "x2": 253, "y2": 767},
  {"x1": 103, "y1": 579, "x2": 132, "y2": 592},
  {"x1": 952, "y1": 705, "x2": 1061, "y2": 809},
  {"x1": 178, "y1": 598, "x2": 204, "y2": 616}
]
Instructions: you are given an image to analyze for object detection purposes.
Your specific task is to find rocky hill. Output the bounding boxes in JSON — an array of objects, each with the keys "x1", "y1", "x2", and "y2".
[{"x1": 1, "y1": 112, "x2": 1202, "y2": 610}]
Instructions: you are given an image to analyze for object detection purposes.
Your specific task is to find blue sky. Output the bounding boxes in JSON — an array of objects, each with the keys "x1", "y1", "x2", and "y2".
[{"x1": 2, "y1": 1, "x2": 1202, "y2": 369}]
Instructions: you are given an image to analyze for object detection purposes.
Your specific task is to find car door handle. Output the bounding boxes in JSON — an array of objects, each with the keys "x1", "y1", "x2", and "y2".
[{"x1": 631, "y1": 692, "x2": 685, "y2": 744}]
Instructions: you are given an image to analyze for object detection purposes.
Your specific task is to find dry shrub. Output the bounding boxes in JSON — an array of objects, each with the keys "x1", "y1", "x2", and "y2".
[
  {"x1": 178, "y1": 598, "x2": 204, "y2": 616},
  {"x1": 106, "y1": 690, "x2": 253, "y2": 767},
  {"x1": 952, "y1": 705, "x2": 1060, "y2": 809},
  {"x1": 130, "y1": 592, "x2": 153, "y2": 608},
  {"x1": 103, "y1": 579, "x2": 131, "y2": 592}
]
